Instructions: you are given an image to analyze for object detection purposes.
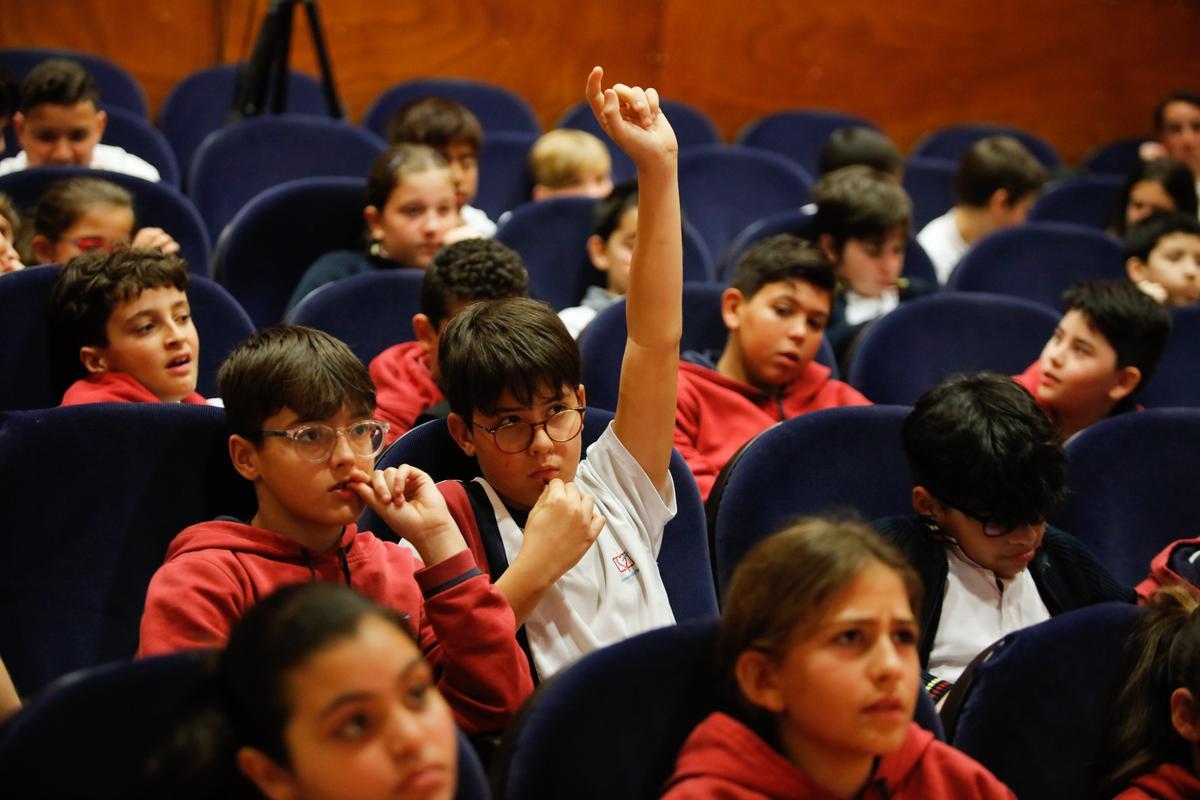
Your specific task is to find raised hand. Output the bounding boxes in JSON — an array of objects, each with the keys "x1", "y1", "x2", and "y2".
[
  {"x1": 131, "y1": 227, "x2": 181, "y2": 255},
  {"x1": 585, "y1": 66, "x2": 678, "y2": 170},
  {"x1": 350, "y1": 464, "x2": 467, "y2": 566}
]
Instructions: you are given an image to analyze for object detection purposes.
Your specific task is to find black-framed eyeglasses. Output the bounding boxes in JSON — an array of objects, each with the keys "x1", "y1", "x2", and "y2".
[
  {"x1": 472, "y1": 407, "x2": 585, "y2": 454},
  {"x1": 943, "y1": 501, "x2": 1042, "y2": 539},
  {"x1": 261, "y1": 420, "x2": 390, "y2": 462}
]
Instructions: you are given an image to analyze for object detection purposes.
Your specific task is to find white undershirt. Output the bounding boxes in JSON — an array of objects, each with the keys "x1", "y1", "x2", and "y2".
[
  {"x1": 927, "y1": 543, "x2": 1051, "y2": 683},
  {"x1": 843, "y1": 286, "x2": 900, "y2": 327}
]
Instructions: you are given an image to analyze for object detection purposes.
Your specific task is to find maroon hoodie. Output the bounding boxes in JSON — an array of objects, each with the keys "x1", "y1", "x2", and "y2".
[
  {"x1": 662, "y1": 712, "x2": 1014, "y2": 799},
  {"x1": 370, "y1": 340, "x2": 443, "y2": 444},
  {"x1": 60, "y1": 371, "x2": 206, "y2": 406},
  {"x1": 1114, "y1": 763, "x2": 1200, "y2": 799},
  {"x1": 137, "y1": 519, "x2": 532, "y2": 733}
]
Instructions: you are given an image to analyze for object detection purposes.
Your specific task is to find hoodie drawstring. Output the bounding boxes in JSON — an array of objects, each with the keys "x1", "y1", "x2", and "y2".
[
  {"x1": 338, "y1": 545, "x2": 352, "y2": 588},
  {"x1": 299, "y1": 531, "x2": 353, "y2": 588}
]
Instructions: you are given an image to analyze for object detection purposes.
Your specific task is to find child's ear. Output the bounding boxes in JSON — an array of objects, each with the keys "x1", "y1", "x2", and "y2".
[
  {"x1": 586, "y1": 234, "x2": 608, "y2": 271},
  {"x1": 734, "y1": 650, "x2": 785, "y2": 714},
  {"x1": 11, "y1": 112, "x2": 25, "y2": 142},
  {"x1": 93, "y1": 109, "x2": 107, "y2": 139},
  {"x1": 236, "y1": 746, "x2": 299, "y2": 800},
  {"x1": 1108, "y1": 365, "x2": 1143, "y2": 402},
  {"x1": 228, "y1": 434, "x2": 262, "y2": 481},
  {"x1": 447, "y1": 413, "x2": 476, "y2": 457},
  {"x1": 363, "y1": 205, "x2": 382, "y2": 239},
  {"x1": 30, "y1": 234, "x2": 54, "y2": 265},
  {"x1": 720, "y1": 287, "x2": 746, "y2": 331},
  {"x1": 78, "y1": 346, "x2": 109, "y2": 375},
  {"x1": 817, "y1": 233, "x2": 839, "y2": 265},
  {"x1": 987, "y1": 187, "x2": 1012, "y2": 214},
  {"x1": 912, "y1": 485, "x2": 938, "y2": 516},
  {"x1": 1126, "y1": 257, "x2": 1149, "y2": 283},
  {"x1": 412, "y1": 313, "x2": 439, "y2": 357},
  {"x1": 532, "y1": 184, "x2": 551, "y2": 201},
  {"x1": 1171, "y1": 687, "x2": 1200, "y2": 743}
]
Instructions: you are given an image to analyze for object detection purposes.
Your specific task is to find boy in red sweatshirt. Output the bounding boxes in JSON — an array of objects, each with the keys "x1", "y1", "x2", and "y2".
[
  {"x1": 137, "y1": 325, "x2": 532, "y2": 734},
  {"x1": 52, "y1": 248, "x2": 207, "y2": 406},
  {"x1": 370, "y1": 238, "x2": 529, "y2": 443},
  {"x1": 674, "y1": 234, "x2": 870, "y2": 499}
]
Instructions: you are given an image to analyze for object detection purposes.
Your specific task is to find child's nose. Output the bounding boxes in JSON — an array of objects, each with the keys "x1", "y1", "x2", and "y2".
[{"x1": 49, "y1": 138, "x2": 74, "y2": 163}]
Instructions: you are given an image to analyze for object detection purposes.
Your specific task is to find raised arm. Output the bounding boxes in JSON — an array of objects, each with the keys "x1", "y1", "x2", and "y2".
[{"x1": 585, "y1": 66, "x2": 681, "y2": 494}]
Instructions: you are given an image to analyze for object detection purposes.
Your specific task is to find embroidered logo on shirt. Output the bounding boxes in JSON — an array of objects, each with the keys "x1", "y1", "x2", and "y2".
[{"x1": 612, "y1": 550, "x2": 639, "y2": 580}]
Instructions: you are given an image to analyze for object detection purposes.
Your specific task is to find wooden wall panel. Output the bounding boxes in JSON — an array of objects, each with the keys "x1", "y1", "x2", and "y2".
[{"x1": 3, "y1": 0, "x2": 1199, "y2": 164}]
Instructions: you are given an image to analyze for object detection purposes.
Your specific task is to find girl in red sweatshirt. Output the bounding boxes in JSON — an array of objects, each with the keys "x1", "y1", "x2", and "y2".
[{"x1": 662, "y1": 518, "x2": 1013, "y2": 800}]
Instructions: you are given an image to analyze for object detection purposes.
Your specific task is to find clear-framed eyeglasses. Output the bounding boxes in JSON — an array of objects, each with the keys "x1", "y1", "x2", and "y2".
[
  {"x1": 261, "y1": 420, "x2": 390, "y2": 462},
  {"x1": 472, "y1": 407, "x2": 586, "y2": 454}
]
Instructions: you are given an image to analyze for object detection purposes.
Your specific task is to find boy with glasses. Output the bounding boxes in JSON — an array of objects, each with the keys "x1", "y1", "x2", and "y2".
[
  {"x1": 436, "y1": 67, "x2": 681, "y2": 680},
  {"x1": 872, "y1": 372, "x2": 1131, "y2": 692},
  {"x1": 137, "y1": 325, "x2": 533, "y2": 735}
]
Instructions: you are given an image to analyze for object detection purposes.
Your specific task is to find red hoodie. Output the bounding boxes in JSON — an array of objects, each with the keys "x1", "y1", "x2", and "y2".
[
  {"x1": 662, "y1": 712, "x2": 1014, "y2": 799},
  {"x1": 136, "y1": 519, "x2": 533, "y2": 733},
  {"x1": 370, "y1": 341, "x2": 443, "y2": 444},
  {"x1": 675, "y1": 360, "x2": 870, "y2": 500},
  {"x1": 60, "y1": 371, "x2": 206, "y2": 406},
  {"x1": 1114, "y1": 763, "x2": 1200, "y2": 799}
]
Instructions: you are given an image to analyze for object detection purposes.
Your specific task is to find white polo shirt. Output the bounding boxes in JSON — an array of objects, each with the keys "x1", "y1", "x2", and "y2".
[{"x1": 0, "y1": 143, "x2": 160, "y2": 182}]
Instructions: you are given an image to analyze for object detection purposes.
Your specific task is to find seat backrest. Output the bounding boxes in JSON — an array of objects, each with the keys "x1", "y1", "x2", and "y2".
[
  {"x1": 475, "y1": 131, "x2": 537, "y2": 220},
  {"x1": 212, "y1": 176, "x2": 368, "y2": 327},
  {"x1": 679, "y1": 144, "x2": 813, "y2": 261},
  {"x1": 188, "y1": 115, "x2": 384, "y2": 243},
  {"x1": 362, "y1": 409, "x2": 718, "y2": 622},
  {"x1": 945, "y1": 603, "x2": 1143, "y2": 800},
  {"x1": 910, "y1": 123, "x2": 1062, "y2": 171},
  {"x1": 361, "y1": 77, "x2": 541, "y2": 138},
  {"x1": 1029, "y1": 174, "x2": 1124, "y2": 229},
  {"x1": 1051, "y1": 408, "x2": 1200, "y2": 586},
  {"x1": 0, "y1": 267, "x2": 248, "y2": 408},
  {"x1": 845, "y1": 293, "x2": 1059, "y2": 405},
  {"x1": 286, "y1": 269, "x2": 425, "y2": 365},
  {"x1": 1138, "y1": 305, "x2": 1200, "y2": 408},
  {"x1": 711, "y1": 405, "x2": 913, "y2": 591},
  {"x1": 735, "y1": 109, "x2": 880, "y2": 179},
  {"x1": 579, "y1": 284, "x2": 838, "y2": 413},
  {"x1": 159, "y1": 64, "x2": 329, "y2": 183},
  {"x1": 0, "y1": 166, "x2": 212, "y2": 273},
  {"x1": 902, "y1": 156, "x2": 958, "y2": 231},
  {"x1": 0, "y1": 405, "x2": 255, "y2": 695},
  {"x1": 1082, "y1": 137, "x2": 1146, "y2": 177},
  {"x1": 0, "y1": 47, "x2": 148, "y2": 118},
  {"x1": 948, "y1": 222, "x2": 1125, "y2": 308},
  {"x1": 98, "y1": 106, "x2": 181, "y2": 186}
]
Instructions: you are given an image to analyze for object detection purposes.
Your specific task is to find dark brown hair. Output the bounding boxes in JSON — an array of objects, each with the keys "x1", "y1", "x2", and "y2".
[
  {"x1": 33, "y1": 176, "x2": 133, "y2": 248},
  {"x1": 953, "y1": 136, "x2": 1047, "y2": 208},
  {"x1": 811, "y1": 165, "x2": 912, "y2": 253},
  {"x1": 386, "y1": 96, "x2": 483, "y2": 152},
  {"x1": 420, "y1": 239, "x2": 529, "y2": 328},
  {"x1": 364, "y1": 143, "x2": 451, "y2": 211},
  {"x1": 19, "y1": 58, "x2": 99, "y2": 113}
]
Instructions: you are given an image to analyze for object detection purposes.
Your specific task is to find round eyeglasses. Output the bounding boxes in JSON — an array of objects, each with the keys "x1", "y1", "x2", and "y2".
[
  {"x1": 261, "y1": 420, "x2": 390, "y2": 462},
  {"x1": 944, "y1": 501, "x2": 1042, "y2": 538},
  {"x1": 472, "y1": 407, "x2": 585, "y2": 454}
]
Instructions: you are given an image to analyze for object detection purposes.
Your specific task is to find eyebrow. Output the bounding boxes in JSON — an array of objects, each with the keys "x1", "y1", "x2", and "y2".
[
  {"x1": 817, "y1": 614, "x2": 917, "y2": 629},
  {"x1": 315, "y1": 656, "x2": 427, "y2": 720}
]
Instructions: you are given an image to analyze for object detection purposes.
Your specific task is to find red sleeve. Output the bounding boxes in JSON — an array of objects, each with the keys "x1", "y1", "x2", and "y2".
[
  {"x1": 832, "y1": 380, "x2": 872, "y2": 407},
  {"x1": 674, "y1": 382, "x2": 721, "y2": 502},
  {"x1": 136, "y1": 557, "x2": 245, "y2": 658},
  {"x1": 411, "y1": 549, "x2": 533, "y2": 734}
]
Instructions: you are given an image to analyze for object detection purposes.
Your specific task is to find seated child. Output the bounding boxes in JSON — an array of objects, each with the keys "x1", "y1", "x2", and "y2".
[
  {"x1": 0, "y1": 59, "x2": 159, "y2": 181},
  {"x1": 370, "y1": 238, "x2": 530, "y2": 443},
  {"x1": 1143, "y1": 91, "x2": 1200, "y2": 197},
  {"x1": 663, "y1": 518, "x2": 1015, "y2": 799},
  {"x1": 387, "y1": 96, "x2": 495, "y2": 238},
  {"x1": 51, "y1": 248, "x2": 206, "y2": 406},
  {"x1": 28, "y1": 175, "x2": 179, "y2": 265},
  {"x1": 818, "y1": 125, "x2": 904, "y2": 178},
  {"x1": 1125, "y1": 212, "x2": 1200, "y2": 306},
  {"x1": 675, "y1": 234, "x2": 870, "y2": 500},
  {"x1": 151, "y1": 582, "x2": 462, "y2": 800},
  {"x1": 917, "y1": 136, "x2": 1047, "y2": 285},
  {"x1": 0, "y1": 192, "x2": 24, "y2": 273},
  {"x1": 1109, "y1": 157, "x2": 1198, "y2": 237},
  {"x1": 874, "y1": 372, "x2": 1132, "y2": 689},
  {"x1": 287, "y1": 144, "x2": 458, "y2": 310},
  {"x1": 558, "y1": 179, "x2": 637, "y2": 338},
  {"x1": 137, "y1": 324, "x2": 533, "y2": 733},
  {"x1": 811, "y1": 165, "x2": 934, "y2": 365},
  {"x1": 1098, "y1": 586, "x2": 1200, "y2": 799},
  {"x1": 436, "y1": 67, "x2": 682, "y2": 681},
  {"x1": 530, "y1": 128, "x2": 614, "y2": 200},
  {"x1": 1014, "y1": 280, "x2": 1171, "y2": 441}
]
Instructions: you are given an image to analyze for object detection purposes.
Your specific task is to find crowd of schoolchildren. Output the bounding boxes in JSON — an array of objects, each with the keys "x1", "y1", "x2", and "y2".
[{"x1": 2, "y1": 51, "x2": 1200, "y2": 799}]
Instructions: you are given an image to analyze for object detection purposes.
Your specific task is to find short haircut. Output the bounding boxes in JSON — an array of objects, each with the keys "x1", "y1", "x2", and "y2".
[
  {"x1": 19, "y1": 58, "x2": 99, "y2": 113},
  {"x1": 818, "y1": 126, "x2": 903, "y2": 177},
  {"x1": 218, "y1": 325, "x2": 376, "y2": 440},
  {"x1": 1154, "y1": 90, "x2": 1200, "y2": 133},
  {"x1": 717, "y1": 517, "x2": 922, "y2": 733},
  {"x1": 1124, "y1": 211, "x2": 1200, "y2": 261},
  {"x1": 1062, "y1": 280, "x2": 1172, "y2": 401},
  {"x1": 439, "y1": 298, "x2": 580, "y2": 419},
  {"x1": 365, "y1": 144, "x2": 450, "y2": 210},
  {"x1": 903, "y1": 372, "x2": 1068, "y2": 530},
  {"x1": 386, "y1": 97, "x2": 483, "y2": 152},
  {"x1": 0, "y1": 65, "x2": 18, "y2": 120},
  {"x1": 51, "y1": 248, "x2": 189, "y2": 353},
  {"x1": 529, "y1": 129, "x2": 611, "y2": 189},
  {"x1": 729, "y1": 234, "x2": 836, "y2": 300},
  {"x1": 592, "y1": 179, "x2": 638, "y2": 241},
  {"x1": 811, "y1": 165, "x2": 912, "y2": 248},
  {"x1": 1111, "y1": 157, "x2": 1199, "y2": 236},
  {"x1": 953, "y1": 136, "x2": 1048, "y2": 207},
  {"x1": 34, "y1": 176, "x2": 133, "y2": 242},
  {"x1": 420, "y1": 239, "x2": 530, "y2": 328}
]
